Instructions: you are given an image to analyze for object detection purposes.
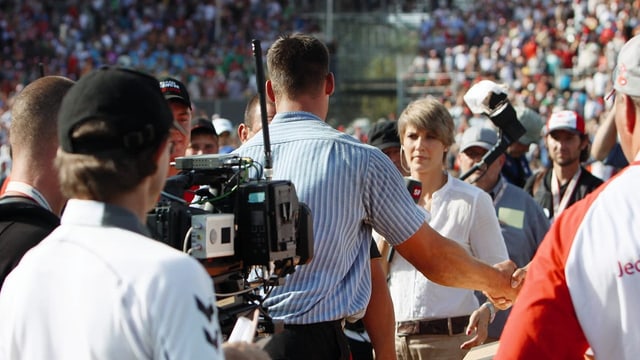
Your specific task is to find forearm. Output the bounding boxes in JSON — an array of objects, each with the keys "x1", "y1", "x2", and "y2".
[
  {"x1": 394, "y1": 223, "x2": 512, "y2": 295},
  {"x1": 363, "y1": 259, "x2": 397, "y2": 360},
  {"x1": 591, "y1": 110, "x2": 617, "y2": 161}
]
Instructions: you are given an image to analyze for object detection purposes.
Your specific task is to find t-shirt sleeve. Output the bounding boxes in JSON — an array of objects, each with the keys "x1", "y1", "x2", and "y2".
[
  {"x1": 468, "y1": 191, "x2": 509, "y2": 264},
  {"x1": 150, "y1": 257, "x2": 225, "y2": 360},
  {"x1": 364, "y1": 151, "x2": 427, "y2": 246}
]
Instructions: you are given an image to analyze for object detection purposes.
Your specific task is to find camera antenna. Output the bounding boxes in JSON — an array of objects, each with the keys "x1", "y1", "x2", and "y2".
[{"x1": 252, "y1": 39, "x2": 273, "y2": 181}]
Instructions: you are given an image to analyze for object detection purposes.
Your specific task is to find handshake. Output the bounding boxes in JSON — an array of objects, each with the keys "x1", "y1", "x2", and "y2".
[
  {"x1": 489, "y1": 260, "x2": 529, "y2": 310},
  {"x1": 460, "y1": 260, "x2": 529, "y2": 349}
]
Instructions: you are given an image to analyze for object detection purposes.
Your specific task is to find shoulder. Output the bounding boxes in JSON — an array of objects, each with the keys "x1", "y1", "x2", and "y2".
[
  {"x1": 0, "y1": 198, "x2": 59, "y2": 227},
  {"x1": 524, "y1": 168, "x2": 549, "y2": 194},
  {"x1": 580, "y1": 168, "x2": 604, "y2": 187},
  {"x1": 506, "y1": 182, "x2": 536, "y2": 202},
  {"x1": 448, "y1": 176, "x2": 489, "y2": 200}
]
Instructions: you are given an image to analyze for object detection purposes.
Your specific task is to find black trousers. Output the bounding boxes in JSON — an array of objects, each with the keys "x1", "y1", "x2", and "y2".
[{"x1": 263, "y1": 320, "x2": 350, "y2": 360}]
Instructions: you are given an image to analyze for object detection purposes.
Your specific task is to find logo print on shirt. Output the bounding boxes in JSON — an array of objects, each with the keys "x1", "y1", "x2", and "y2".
[
  {"x1": 195, "y1": 296, "x2": 219, "y2": 349},
  {"x1": 617, "y1": 259, "x2": 640, "y2": 278}
]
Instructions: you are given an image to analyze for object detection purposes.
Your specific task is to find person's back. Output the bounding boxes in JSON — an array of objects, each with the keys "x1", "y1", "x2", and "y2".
[
  {"x1": 497, "y1": 32, "x2": 640, "y2": 360},
  {"x1": 236, "y1": 33, "x2": 429, "y2": 359},
  {"x1": 0, "y1": 68, "x2": 224, "y2": 359},
  {"x1": 237, "y1": 33, "x2": 519, "y2": 360},
  {"x1": 2, "y1": 202, "x2": 218, "y2": 358},
  {"x1": 0, "y1": 76, "x2": 74, "y2": 288},
  {"x1": 240, "y1": 116, "x2": 417, "y2": 322}
]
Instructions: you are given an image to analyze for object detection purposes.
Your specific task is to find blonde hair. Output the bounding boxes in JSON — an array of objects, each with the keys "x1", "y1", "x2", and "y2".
[{"x1": 397, "y1": 97, "x2": 456, "y2": 148}]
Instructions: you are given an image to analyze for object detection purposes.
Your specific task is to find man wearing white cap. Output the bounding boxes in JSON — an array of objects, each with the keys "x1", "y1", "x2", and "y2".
[
  {"x1": 524, "y1": 110, "x2": 603, "y2": 221},
  {"x1": 457, "y1": 126, "x2": 550, "y2": 341},
  {"x1": 213, "y1": 117, "x2": 236, "y2": 154},
  {"x1": 497, "y1": 34, "x2": 640, "y2": 359}
]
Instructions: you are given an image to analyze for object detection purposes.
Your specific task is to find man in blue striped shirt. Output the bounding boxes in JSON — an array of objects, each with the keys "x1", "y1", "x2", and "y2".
[{"x1": 236, "y1": 33, "x2": 518, "y2": 360}]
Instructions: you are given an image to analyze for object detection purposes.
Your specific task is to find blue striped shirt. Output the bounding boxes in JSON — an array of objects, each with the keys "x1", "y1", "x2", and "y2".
[{"x1": 234, "y1": 112, "x2": 426, "y2": 324}]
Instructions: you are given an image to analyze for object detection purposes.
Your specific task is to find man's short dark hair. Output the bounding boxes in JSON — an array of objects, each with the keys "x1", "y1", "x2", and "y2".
[
  {"x1": 243, "y1": 94, "x2": 261, "y2": 131},
  {"x1": 266, "y1": 33, "x2": 330, "y2": 99},
  {"x1": 10, "y1": 76, "x2": 75, "y2": 158}
]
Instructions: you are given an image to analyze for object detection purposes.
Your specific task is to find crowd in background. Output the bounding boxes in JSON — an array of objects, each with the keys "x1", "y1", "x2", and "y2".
[
  {"x1": 400, "y1": 0, "x2": 639, "y2": 178},
  {"x1": 0, "y1": 0, "x2": 319, "y2": 134},
  {"x1": 1, "y1": 0, "x2": 639, "y2": 181}
]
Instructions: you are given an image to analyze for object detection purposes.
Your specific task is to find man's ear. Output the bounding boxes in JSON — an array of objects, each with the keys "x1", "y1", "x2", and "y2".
[
  {"x1": 237, "y1": 123, "x2": 248, "y2": 143},
  {"x1": 266, "y1": 80, "x2": 275, "y2": 103},
  {"x1": 325, "y1": 72, "x2": 335, "y2": 96}
]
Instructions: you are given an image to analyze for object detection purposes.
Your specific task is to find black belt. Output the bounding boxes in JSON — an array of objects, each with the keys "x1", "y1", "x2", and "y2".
[
  {"x1": 396, "y1": 315, "x2": 470, "y2": 336},
  {"x1": 284, "y1": 319, "x2": 344, "y2": 330}
]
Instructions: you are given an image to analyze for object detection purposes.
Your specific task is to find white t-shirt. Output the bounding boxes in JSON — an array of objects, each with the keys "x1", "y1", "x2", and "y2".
[{"x1": 0, "y1": 199, "x2": 224, "y2": 360}]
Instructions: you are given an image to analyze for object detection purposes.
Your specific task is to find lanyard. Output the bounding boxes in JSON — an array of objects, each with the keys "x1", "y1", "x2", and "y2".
[
  {"x1": 4, "y1": 181, "x2": 52, "y2": 212},
  {"x1": 551, "y1": 168, "x2": 581, "y2": 220},
  {"x1": 492, "y1": 180, "x2": 508, "y2": 207}
]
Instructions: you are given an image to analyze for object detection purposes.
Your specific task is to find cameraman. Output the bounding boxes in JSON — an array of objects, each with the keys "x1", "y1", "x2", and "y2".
[
  {"x1": 0, "y1": 68, "x2": 224, "y2": 359},
  {"x1": 235, "y1": 33, "x2": 519, "y2": 360}
]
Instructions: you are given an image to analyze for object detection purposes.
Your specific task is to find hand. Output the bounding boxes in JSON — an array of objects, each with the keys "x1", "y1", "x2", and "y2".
[
  {"x1": 460, "y1": 305, "x2": 490, "y2": 350},
  {"x1": 510, "y1": 265, "x2": 528, "y2": 289},
  {"x1": 484, "y1": 260, "x2": 518, "y2": 310}
]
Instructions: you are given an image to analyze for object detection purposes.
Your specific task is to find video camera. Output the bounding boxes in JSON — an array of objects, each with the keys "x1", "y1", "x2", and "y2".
[
  {"x1": 459, "y1": 80, "x2": 526, "y2": 181},
  {"x1": 146, "y1": 153, "x2": 313, "y2": 336}
]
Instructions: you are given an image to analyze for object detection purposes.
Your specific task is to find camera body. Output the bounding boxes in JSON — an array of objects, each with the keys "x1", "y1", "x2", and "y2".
[{"x1": 146, "y1": 154, "x2": 313, "y2": 336}]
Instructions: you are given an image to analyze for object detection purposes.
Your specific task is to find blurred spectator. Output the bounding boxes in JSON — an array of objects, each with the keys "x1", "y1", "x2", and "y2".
[
  {"x1": 457, "y1": 126, "x2": 549, "y2": 341},
  {"x1": 501, "y1": 106, "x2": 544, "y2": 188},
  {"x1": 212, "y1": 116, "x2": 236, "y2": 153},
  {"x1": 524, "y1": 110, "x2": 603, "y2": 221},
  {"x1": 160, "y1": 77, "x2": 192, "y2": 176},
  {"x1": 186, "y1": 117, "x2": 219, "y2": 156}
]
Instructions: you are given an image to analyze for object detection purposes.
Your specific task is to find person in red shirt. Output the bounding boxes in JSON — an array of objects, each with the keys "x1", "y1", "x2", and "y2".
[{"x1": 496, "y1": 33, "x2": 640, "y2": 360}]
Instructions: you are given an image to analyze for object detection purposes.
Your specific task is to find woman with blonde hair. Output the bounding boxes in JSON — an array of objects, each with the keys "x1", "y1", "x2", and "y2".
[{"x1": 387, "y1": 97, "x2": 508, "y2": 359}]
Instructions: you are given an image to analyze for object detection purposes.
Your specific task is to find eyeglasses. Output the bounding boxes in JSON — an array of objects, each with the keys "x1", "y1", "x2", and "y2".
[{"x1": 606, "y1": 88, "x2": 616, "y2": 102}]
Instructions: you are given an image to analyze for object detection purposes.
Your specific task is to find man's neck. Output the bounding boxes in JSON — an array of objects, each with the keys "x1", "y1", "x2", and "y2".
[
  {"x1": 276, "y1": 95, "x2": 328, "y2": 121},
  {"x1": 477, "y1": 175, "x2": 500, "y2": 194},
  {"x1": 553, "y1": 161, "x2": 581, "y2": 185},
  {"x1": 6, "y1": 167, "x2": 63, "y2": 215}
]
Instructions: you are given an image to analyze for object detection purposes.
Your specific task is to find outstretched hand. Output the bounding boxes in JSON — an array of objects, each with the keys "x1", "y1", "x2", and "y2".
[
  {"x1": 485, "y1": 261, "x2": 528, "y2": 310},
  {"x1": 485, "y1": 260, "x2": 517, "y2": 309}
]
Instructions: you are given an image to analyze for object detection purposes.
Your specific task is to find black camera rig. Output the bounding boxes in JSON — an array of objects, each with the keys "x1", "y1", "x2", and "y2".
[{"x1": 147, "y1": 154, "x2": 313, "y2": 336}]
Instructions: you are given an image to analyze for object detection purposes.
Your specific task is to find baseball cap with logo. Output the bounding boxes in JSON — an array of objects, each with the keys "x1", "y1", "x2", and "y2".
[
  {"x1": 58, "y1": 67, "x2": 173, "y2": 154},
  {"x1": 368, "y1": 121, "x2": 401, "y2": 150},
  {"x1": 612, "y1": 34, "x2": 640, "y2": 97},
  {"x1": 159, "y1": 77, "x2": 191, "y2": 109},
  {"x1": 545, "y1": 110, "x2": 585, "y2": 136},
  {"x1": 459, "y1": 126, "x2": 498, "y2": 153}
]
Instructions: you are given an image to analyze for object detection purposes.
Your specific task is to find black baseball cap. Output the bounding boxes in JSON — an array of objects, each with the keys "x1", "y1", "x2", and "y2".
[
  {"x1": 159, "y1": 77, "x2": 191, "y2": 109},
  {"x1": 368, "y1": 120, "x2": 401, "y2": 150},
  {"x1": 191, "y1": 117, "x2": 217, "y2": 136},
  {"x1": 58, "y1": 67, "x2": 173, "y2": 154}
]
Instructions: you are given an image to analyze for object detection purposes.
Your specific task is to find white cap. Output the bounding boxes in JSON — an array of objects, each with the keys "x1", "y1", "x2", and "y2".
[{"x1": 212, "y1": 118, "x2": 234, "y2": 135}]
